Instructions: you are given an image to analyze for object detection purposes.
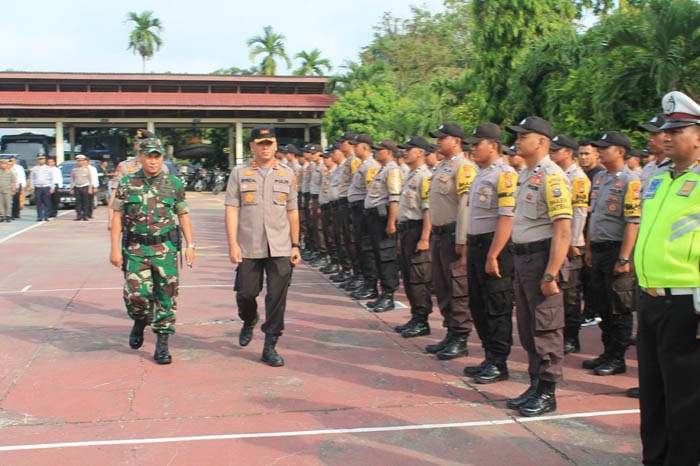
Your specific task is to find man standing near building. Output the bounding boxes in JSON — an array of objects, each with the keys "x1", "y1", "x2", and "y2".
[
  {"x1": 29, "y1": 154, "x2": 53, "y2": 222},
  {"x1": 70, "y1": 154, "x2": 94, "y2": 221},
  {"x1": 550, "y1": 135, "x2": 590, "y2": 355},
  {"x1": 8, "y1": 155, "x2": 25, "y2": 219},
  {"x1": 110, "y1": 137, "x2": 195, "y2": 365},
  {"x1": 48, "y1": 156, "x2": 62, "y2": 218},
  {"x1": 505, "y1": 116, "x2": 572, "y2": 416},
  {"x1": 225, "y1": 126, "x2": 300, "y2": 367},
  {"x1": 461, "y1": 123, "x2": 516, "y2": 384},
  {"x1": 0, "y1": 156, "x2": 16, "y2": 222}
]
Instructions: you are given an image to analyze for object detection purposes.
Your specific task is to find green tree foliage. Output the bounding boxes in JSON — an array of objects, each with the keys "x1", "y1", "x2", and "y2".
[
  {"x1": 294, "y1": 49, "x2": 332, "y2": 76},
  {"x1": 247, "y1": 26, "x2": 292, "y2": 75},
  {"x1": 126, "y1": 11, "x2": 163, "y2": 73},
  {"x1": 323, "y1": 83, "x2": 399, "y2": 141}
]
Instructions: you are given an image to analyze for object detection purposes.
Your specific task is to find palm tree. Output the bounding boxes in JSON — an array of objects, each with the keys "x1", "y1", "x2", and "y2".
[
  {"x1": 293, "y1": 49, "x2": 332, "y2": 76},
  {"x1": 247, "y1": 26, "x2": 291, "y2": 75},
  {"x1": 126, "y1": 11, "x2": 163, "y2": 73}
]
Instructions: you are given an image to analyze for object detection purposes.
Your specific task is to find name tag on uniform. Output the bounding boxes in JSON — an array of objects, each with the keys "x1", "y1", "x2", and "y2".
[
  {"x1": 677, "y1": 180, "x2": 697, "y2": 197},
  {"x1": 644, "y1": 178, "x2": 662, "y2": 199}
]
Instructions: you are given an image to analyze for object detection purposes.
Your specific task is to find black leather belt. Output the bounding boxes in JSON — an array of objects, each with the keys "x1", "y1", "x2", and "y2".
[
  {"x1": 365, "y1": 207, "x2": 387, "y2": 217},
  {"x1": 513, "y1": 239, "x2": 551, "y2": 256},
  {"x1": 432, "y1": 222, "x2": 456, "y2": 235},
  {"x1": 127, "y1": 230, "x2": 176, "y2": 246},
  {"x1": 311, "y1": 194, "x2": 319, "y2": 199},
  {"x1": 590, "y1": 241, "x2": 622, "y2": 253},
  {"x1": 398, "y1": 219, "x2": 423, "y2": 232},
  {"x1": 337, "y1": 197, "x2": 348, "y2": 206},
  {"x1": 467, "y1": 232, "x2": 495, "y2": 247},
  {"x1": 350, "y1": 200, "x2": 363, "y2": 208}
]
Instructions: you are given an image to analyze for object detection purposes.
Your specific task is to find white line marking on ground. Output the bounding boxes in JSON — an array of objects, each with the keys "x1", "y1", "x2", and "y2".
[
  {"x1": 0, "y1": 283, "x2": 333, "y2": 295},
  {"x1": 0, "y1": 409, "x2": 640, "y2": 452},
  {"x1": 20, "y1": 285, "x2": 31, "y2": 292},
  {"x1": 0, "y1": 210, "x2": 71, "y2": 245}
]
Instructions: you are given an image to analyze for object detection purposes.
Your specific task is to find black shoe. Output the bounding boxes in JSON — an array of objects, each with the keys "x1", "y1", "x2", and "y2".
[
  {"x1": 507, "y1": 375, "x2": 539, "y2": 409},
  {"x1": 261, "y1": 334, "x2": 284, "y2": 367},
  {"x1": 626, "y1": 387, "x2": 640, "y2": 398},
  {"x1": 582, "y1": 354, "x2": 608, "y2": 369},
  {"x1": 74, "y1": 217, "x2": 81, "y2": 221},
  {"x1": 564, "y1": 339, "x2": 581, "y2": 355},
  {"x1": 311, "y1": 257, "x2": 328, "y2": 268},
  {"x1": 239, "y1": 315, "x2": 259, "y2": 347},
  {"x1": 474, "y1": 363, "x2": 509, "y2": 384},
  {"x1": 330, "y1": 270, "x2": 350, "y2": 282},
  {"x1": 82, "y1": 217, "x2": 88, "y2": 221},
  {"x1": 628, "y1": 335, "x2": 637, "y2": 346},
  {"x1": 519, "y1": 381, "x2": 556, "y2": 417},
  {"x1": 425, "y1": 330, "x2": 454, "y2": 354},
  {"x1": 436, "y1": 333, "x2": 468, "y2": 360},
  {"x1": 36, "y1": 218, "x2": 43, "y2": 222},
  {"x1": 594, "y1": 358, "x2": 626, "y2": 376},
  {"x1": 351, "y1": 287, "x2": 378, "y2": 300},
  {"x1": 394, "y1": 318, "x2": 416, "y2": 334},
  {"x1": 153, "y1": 334, "x2": 172, "y2": 364},
  {"x1": 342, "y1": 277, "x2": 363, "y2": 291},
  {"x1": 401, "y1": 321, "x2": 430, "y2": 338},
  {"x1": 301, "y1": 251, "x2": 312, "y2": 261},
  {"x1": 320, "y1": 263, "x2": 339, "y2": 274},
  {"x1": 372, "y1": 294, "x2": 395, "y2": 313},
  {"x1": 128, "y1": 319, "x2": 149, "y2": 349},
  {"x1": 366, "y1": 293, "x2": 385, "y2": 309},
  {"x1": 463, "y1": 359, "x2": 490, "y2": 377}
]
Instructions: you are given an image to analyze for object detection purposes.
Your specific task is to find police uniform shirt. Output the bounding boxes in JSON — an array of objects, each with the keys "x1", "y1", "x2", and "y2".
[
  {"x1": 588, "y1": 167, "x2": 641, "y2": 243},
  {"x1": 309, "y1": 161, "x2": 324, "y2": 195},
  {"x1": 320, "y1": 165, "x2": 335, "y2": 205},
  {"x1": 364, "y1": 160, "x2": 402, "y2": 209},
  {"x1": 51, "y1": 165, "x2": 63, "y2": 188},
  {"x1": 88, "y1": 164, "x2": 100, "y2": 189},
  {"x1": 0, "y1": 169, "x2": 15, "y2": 193},
  {"x1": 71, "y1": 165, "x2": 94, "y2": 188},
  {"x1": 348, "y1": 157, "x2": 379, "y2": 203},
  {"x1": 512, "y1": 155, "x2": 573, "y2": 244},
  {"x1": 224, "y1": 159, "x2": 298, "y2": 258},
  {"x1": 428, "y1": 153, "x2": 477, "y2": 228},
  {"x1": 30, "y1": 164, "x2": 53, "y2": 187},
  {"x1": 11, "y1": 164, "x2": 25, "y2": 188},
  {"x1": 291, "y1": 160, "x2": 302, "y2": 192},
  {"x1": 332, "y1": 155, "x2": 360, "y2": 200},
  {"x1": 467, "y1": 158, "x2": 516, "y2": 235},
  {"x1": 565, "y1": 163, "x2": 591, "y2": 247},
  {"x1": 397, "y1": 164, "x2": 432, "y2": 222},
  {"x1": 641, "y1": 158, "x2": 673, "y2": 193},
  {"x1": 301, "y1": 161, "x2": 315, "y2": 194},
  {"x1": 399, "y1": 163, "x2": 410, "y2": 178}
]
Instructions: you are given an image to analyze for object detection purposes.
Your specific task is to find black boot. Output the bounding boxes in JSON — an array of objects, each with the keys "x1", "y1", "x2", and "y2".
[
  {"x1": 372, "y1": 293, "x2": 395, "y2": 313},
  {"x1": 261, "y1": 334, "x2": 284, "y2": 367},
  {"x1": 507, "y1": 375, "x2": 539, "y2": 409},
  {"x1": 401, "y1": 320, "x2": 430, "y2": 338},
  {"x1": 343, "y1": 277, "x2": 364, "y2": 291},
  {"x1": 129, "y1": 318, "x2": 149, "y2": 349},
  {"x1": 311, "y1": 256, "x2": 328, "y2": 268},
  {"x1": 425, "y1": 330, "x2": 454, "y2": 354},
  {"x1": 582, "y1": 353, "x2": 608, "y2": 369},
  {"x1": 330, "y1": 270, "x2": 350, "y2": 283},
  {"x1": 320, "y1": 262, "x2": 339, "y2": 274},
  {"x1": 519, "y1": 380, "x2": 556, "y2": 417},
  {"x1": 564, "y1": 338, "x2": 581, "y2": 355},
  {"x1": 436, "y1": 333, "x2": 468, "y2": 360},
  {"x1": 626, "y1": 387, "x2": 640, "y2": 398},
  {"x1": 352, "y1": 286, "x2": 378, "y2": 300},
  {"x1": 153, "y1": 334, "x2": 172, "y2": 364},
  {"x1": 239, "y1": 315, "x2": 259, "y2": 347},
  {"x1": 394, "y1": 317, "x2": 416, "y2": 334},
  {"x1": 474, "y1": 363, "x2": 509, "y2": 384},
  {"x1": 366, "y1": 292, "x2": 385, "y2": 309},
  {"x1": 594, "y1": 358, "x2": 626, "y2": 376},
  {"x1": 463, "y1": 359, "x2": 490, "y2": 377}
]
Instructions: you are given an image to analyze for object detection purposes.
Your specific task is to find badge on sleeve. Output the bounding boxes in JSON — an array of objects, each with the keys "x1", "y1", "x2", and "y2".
[
  {"x1": 545, "y1": 174, "x2": 572, "y2": 217},
  {"x1": 677, "y1": 180, "x2": 697, "y2": 197},
  {"x1": 643, "y1": 178, "x2": 662, "y2": 199}
]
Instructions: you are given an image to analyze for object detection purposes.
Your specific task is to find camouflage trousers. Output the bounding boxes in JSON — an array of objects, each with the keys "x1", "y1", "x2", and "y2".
[{"x1": 123, "y1": 251, "x2": 179, "y2": 334}]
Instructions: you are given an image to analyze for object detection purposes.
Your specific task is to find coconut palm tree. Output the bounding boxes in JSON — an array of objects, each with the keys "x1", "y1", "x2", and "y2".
[
  {"x1": 126, "y1": 11, "x2": 163, "y2": 73},
  {"x1": 293, "y1": 49, "x2": 332, "y2": 76},
  {"x1": 247, "y1": 26, "x2": 291, "y2": 76}
]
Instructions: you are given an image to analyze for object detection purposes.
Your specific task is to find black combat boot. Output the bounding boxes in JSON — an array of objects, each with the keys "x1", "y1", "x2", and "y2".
[
  {"x1": 239, "y1": 315, "x2": 259, "y2": 347},
  {"x1": 129, "y1": 318, "x2": 149, "y2": 349},
  {"x1": 626, "y1": 387, "x2": 640, "y2": 398},
  {"x1": 474, "y1": 363, "x2": 509, "y2": 384},
  {"x1": 582, "y1": 353, "x2": 609, "y2": 369},
  {"x1": 463, "y1": 359, "x2": 490, "y2": 377},
  {"x1": 372, "y1": 293, "x2": 395, "y2": 313},
  {"x1": 394, "y1": 317, "x2": 417, "y2": 334},
  {"x1": 320, "y1": 262, "x2": 338, "y2": 274},
  {"x1": 519, "y1": 380, "x2": 556, "y2": 417},
  {"x1": 153, "y1": 334, "x2": 172, "y2": 364},
  {"x1": 330, "y1": 270, "x2": 350, "y2": 283},
  {"x1": 436, "y1": 333, "x2": 468, "y2": 360},
  {"x1": 342, "y1": 276, "x2": 364, "y2": 291},
  {"x1": 425, "y1": 330, "x2": 454, "y2": 354},
  {"x1": 507, "y1": 374, "x2": 539, "y2": 409},
  {"x1": 352, "y1": 286, "x2": 378, "y2": 300},
  {"x1": 311, "y1": 256, "x2": 329, "y2": 268},
  {"x1": 594, "y1": 357, "x2": 626, "y2": 376},
  {"x1": 261, "y1": 334, "x2": 284, "y2": 367},
  {"x1": 564, "y1": 338, "x2": 581, "y2": 355},
  {"x1": 401, "y1": 320, "x2": 430, "y2": 338}
]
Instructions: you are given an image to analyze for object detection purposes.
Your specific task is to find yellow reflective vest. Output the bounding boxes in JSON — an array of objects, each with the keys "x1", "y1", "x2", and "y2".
[{"x1": 635, "y1": 161, "x2": 700, "y2": 288}]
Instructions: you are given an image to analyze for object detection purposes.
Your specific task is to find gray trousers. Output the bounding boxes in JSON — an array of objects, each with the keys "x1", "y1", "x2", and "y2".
[{"x1": 0, "y1": 191, "x2": 10, "y2": 217}]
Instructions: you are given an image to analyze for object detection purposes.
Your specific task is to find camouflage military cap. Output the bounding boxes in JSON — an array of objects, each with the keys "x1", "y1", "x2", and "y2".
[{"x1": 139, "y1": 138, "x2": 165, "y2": 155}]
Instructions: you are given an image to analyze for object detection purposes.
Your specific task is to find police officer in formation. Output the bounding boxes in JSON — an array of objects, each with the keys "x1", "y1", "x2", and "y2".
[
  {"x1": 318, "y1": 146, "x2": 337, "y2": 270},
  {"x1": 70, "y1": 154, "x2": 95, "y2": 221},
  {"x1": 47, "y1": 156, "x2": 62, "y2": 218},
  {"x1": 29, "y1": 153, "x2": 54, "y2": 221}
]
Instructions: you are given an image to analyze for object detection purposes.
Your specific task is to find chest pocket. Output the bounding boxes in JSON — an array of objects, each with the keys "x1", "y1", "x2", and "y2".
[
  {"x1": 603, "y1": 196, "x2": 623, "y2": 217},
  {"x1": 437, "y1": 172, "x2": 451, "y2": 195},
  {"x1": 475, "y1": 185, "x2": 494, "y2": 208},
  {"x1": 241, "y1": 184, "x2": 258, "y2": 206},
  {"x1": 521, "y1": 192, "x2": 539, "y2": 220},
  {"x1": 272, "y1": 183, "x2": 290, "y2": 205}
]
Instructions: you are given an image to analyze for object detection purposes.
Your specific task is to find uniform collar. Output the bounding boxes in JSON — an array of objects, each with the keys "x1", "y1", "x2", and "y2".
[
  {"x1": 530, "y1": 155, "x2": 551, "y2": 174},
  {"x1": 251, "y1": 159, "x2": 279, "y2": 170}
]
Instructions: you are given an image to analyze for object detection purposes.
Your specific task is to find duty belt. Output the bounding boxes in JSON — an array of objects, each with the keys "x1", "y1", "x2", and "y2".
[
  {"x1": 397, "y1": 219, "x2": 423, "y2": 232},
  {"x1": 590, "y1": 241, "x2": 622, "y2": 253},
  {"x1": 641, "y1": 287, "x2": 694, "y2": 297},
  {"x1": 513, "y1": 239, "x2": 550, "y2": 256},
  {"x1": 467, "y1": 232, "x2": 495, "y2": 247},
  {"x1": 431, "y1": 222, "x2": 456, "y2": 235},
  {"x1": 350, "y1": 200, "x2": 364, "y2": 209},
  {"x1": 365, "y1": 207, "x2": 384, "y2": 217},
  {"x1": 127, "y1": 230, "x2": 177, "y2": 246}
]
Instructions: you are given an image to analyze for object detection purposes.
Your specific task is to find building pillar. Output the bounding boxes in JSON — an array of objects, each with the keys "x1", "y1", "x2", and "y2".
[
  {"x1": 55, "y1": 121, "x2": 65, "y2": 165},
  {"x1": 147, "y1": 121, "x2": 155, "y2": 134},
  {"x1": 235, "y1": 122, "x2": 243, "y2": 166},
  {"x1": 320, "y1": 126, "x2": 327, "y2": 148},
  {"x1": 68, "y1": 126, "x2": 76, "y2": 160},
  {"x1": 228, "y1": 125, "x2": 234, "y2": 169},
  {"x1": 304, "y1": 126, "x2": 310, "y2": 143}
]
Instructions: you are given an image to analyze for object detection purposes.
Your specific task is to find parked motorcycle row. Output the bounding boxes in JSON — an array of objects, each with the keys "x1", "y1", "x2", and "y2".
[{"x1": 174, "y1": 165, "x2": 228, "y2": 194}]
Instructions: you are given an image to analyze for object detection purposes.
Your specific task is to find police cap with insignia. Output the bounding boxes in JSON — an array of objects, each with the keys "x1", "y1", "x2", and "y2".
[
  {"x1": 75, "y1": 154, "x2": 88, "y2": 160},
  {"x1": 591, "y1": 131, "x2": 631, "y2": 150},
  {"x1": 628, "y1": 147, "x2": 643, "y2": 159},
  {"x1": 506, "y1": 116, "x2": 554, "y2": 139},
  {"x1": 286, "y1": 144, "x2": 300, "y2": 156},
  {"x1": 501, "y1": 146, "x2": 516, "y2": 156},
  {"x1": 426, "y1": 143, "x2": 438, "y2": 153},
  {"x1": 251, "y1": 126, "x2": 276, "y2": 143},
  {"x1": 339, "y1": 131, "x2": 358, "y2": 141},
  {"x1": 350, "y1": 133, "x2": 373, "y2": 146},
  {"x1": 429, "y1": 123, "x2": 465, "y2": 139},
  {"x1": 303, "y1": 143, "x2": 324, "y2": 154},
  {"x1": 398, "y1": 136, "x2": 431, "y2": 151},
  {"x1": 660, "y1": 91, "x2": 700, "y2": 130},
  {"x1": 465, "y1": 122, "x2": 501, "y2": 144},
  {"x1": 550, "y1": 134, "x2": 579, "y2": 151},
  {"x1": 639, "y1": 113, "x2": 667, "y2": 133},
  {"x1": 371, "y1": 139, "x2": 399, "y2": 154},
  {"x1": 36, "y1": 153, "x2": 46, "y2": 160},
  {"x1": 139, "y1": 138, "x2": 165, "y2": 155}
]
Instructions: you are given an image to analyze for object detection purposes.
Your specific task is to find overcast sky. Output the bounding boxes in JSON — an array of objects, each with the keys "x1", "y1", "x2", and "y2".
[{"x1": 4, "y1": 0, "x2": 445, "y2": 75}]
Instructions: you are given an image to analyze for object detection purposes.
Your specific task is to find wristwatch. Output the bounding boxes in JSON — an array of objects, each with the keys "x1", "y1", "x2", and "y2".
[
  {"x1": 617, "y1": 257, "x2": 629, "y2": 265},
  {"x1": 186, "y1": 244, "x2": 196, "y2": 249},
  {"x1": 291, "y1": 243, "x2": 301, "y2": 249},
  {"x1": 543, "y1": 273, "x2": 555, "y2": 283}
]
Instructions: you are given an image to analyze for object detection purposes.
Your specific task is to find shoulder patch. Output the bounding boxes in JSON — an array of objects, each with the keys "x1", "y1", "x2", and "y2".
[
  {"x1": 624, "y1": 180, "x2": 641, "y2": 217},
  {"x1": 497, "y1": 171, "x2": 516, "y2": 208},
  {"x1": 571, "y1": 176, "x2": 591, "y2": 208},
  {"x1": 387, "y1": 168, "x2": 402, "y2": 195},
  {"x1": 456, "y1": 164, "x2": 477, "y2": 195},
  {"x1": 545, "y1": 174, "x2": 572, "y2": 217}
]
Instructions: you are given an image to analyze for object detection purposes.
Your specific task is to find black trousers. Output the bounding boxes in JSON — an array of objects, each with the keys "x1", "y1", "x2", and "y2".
[
  {"x1": 591, "y1": 244, "x2": 635, "y2": 360},
  {"x1": 11, "y1": 190, "x2": 21, "y2": 218},
  {"x1": 351, "y1": 202, "x2": 377, "y2": 285},
  {"x1": 234, "y1": 256, "x2": 293, "y2": 336},
  {"x1": 50, "y1": 186, "x2": 60, "y2": 217},
  {"x1": 398, "y1": 224, "x2": 432, "y2": 320},
  {"x1": 75, "y1": 186, "x2": 90, "y2": 219},
  {"x1": 302, "y1": 193, "x2": 313, "y2": 251},
  {"x1": 467, "y1": 233, "x2": 514, "y2": 366},
  {"x1": 34, "y1": 187, "x2": 51, "y2": 219},
  {"x1": 562, "y1": 254, "x2": 584, "y2": 341},
  {"x1": 638, "y1": 293, "x2": 700, "y2": 466},
  {"x1": 298, "y1": 193, "x2": 306, "y2": 248},
  {"x1": 366, "y1": 210, "x2": 399, "y2": 293},
  {"x1": 431, "y1": 226, "x2": 472, "y2": 333},
  {"x1": 332, "y1": 199, "x2": 354, "y2": 272},
  {"x1": 320, "y1": 204, "x2": 335, "y2": 260},
  {"x1": 87, "y1": 189, "x2": 95, "y2": 217},
  {"x1": 310, "y1": 195, "x2": 321, "y2": 254}
]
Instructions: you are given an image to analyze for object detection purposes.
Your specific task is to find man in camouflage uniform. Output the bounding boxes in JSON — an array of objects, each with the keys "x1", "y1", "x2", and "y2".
[{"x1": 110, "y1": 137, "x2": 195, "y2": 365}]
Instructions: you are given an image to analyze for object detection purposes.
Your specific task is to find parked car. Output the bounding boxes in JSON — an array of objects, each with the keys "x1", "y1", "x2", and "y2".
[{"x1": 56, "y1": 161, "x2": 109, "y2": 208}]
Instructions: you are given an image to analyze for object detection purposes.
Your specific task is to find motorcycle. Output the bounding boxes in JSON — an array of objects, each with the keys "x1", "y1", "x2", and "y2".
[
  {"x1": 212, "y1": 168, "x2": 227, "y2": 195},
  {"x1": 192, "y1": 168, "x2": 210, "y2": 192}
]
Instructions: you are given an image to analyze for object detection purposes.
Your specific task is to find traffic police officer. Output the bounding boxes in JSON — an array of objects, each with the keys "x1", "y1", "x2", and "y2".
[
  {"x1": 635, "y1": 91, "x2": 700, "y2": 466},
  {"x1": 110, "y1": 137, "x2": 195, "y2": 365},
  {"x1": 225, "y1": 126, "x2": 300, "y2": 367},
  {"x1": 550, "y1": 135, "x2": 590, "y2": 355},
  {"x1": 70, "y1": 154, "x2": 94, "y2": 221},
  {"x1": 363, "y1": 139, "x2": 402, "y2": 313},
  {"x1": 425, "y1": 123, "x2": 477, "y2": 361},
  {"x1": 505, "y1": 116, "x2": 572, "y2": 416},
  {"x1": 394, "y1": 136, "x2": 434, "y2": 337},
  {"x1": 462, "y1": 123, "x2": 517, "y2": 384},
  {"x1": 29, "y1": 153, "x2": 54, "y2": 221},
  {"x1": 319, "y1": 146, "x2": 338, "y2": 274},
  {"x1": 584, "y1": 131, "x2": 641, "y2": 376}
]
